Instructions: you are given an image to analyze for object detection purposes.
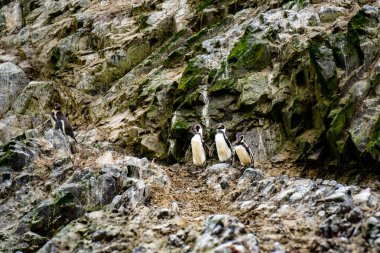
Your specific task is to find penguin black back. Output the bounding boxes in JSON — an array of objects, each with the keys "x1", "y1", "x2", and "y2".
[{"x1": 51, "y1": 103, "x2": 77, "y2": 143}]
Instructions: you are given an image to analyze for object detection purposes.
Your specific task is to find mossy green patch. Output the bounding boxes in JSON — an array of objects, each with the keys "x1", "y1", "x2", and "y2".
[
  {"x1": 187, "y1": 28, "x2": 208, "y2": 46},
  {"x1": 171, "y1": 120, "x2": 188, "y2": 130},
  {"x1": 163, "y1": 47, "x2": 187, "y2": 68},
  {"x1": 178, "y1": 57, "x2": 208, "y2": 92},
  {"x1": 367, "y1": 117, "x2": 380, "y2": 159},
  {"x1": 210, "y1": 77, "x2": 237, "y2": 94},
  {"x1": 326, "y1": 102, "x2": 355, "y2": 155},
  {"x1": 228, "y1": 30, "x2": 271, "y2": 72},
  {"x1": 196, "y1": 0, "x2": 216, "y2": 11}
]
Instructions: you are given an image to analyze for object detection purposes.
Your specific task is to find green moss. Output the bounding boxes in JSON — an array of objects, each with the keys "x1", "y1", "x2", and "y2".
[
  {"x1": 312, "y1": 99, "x2": 331, "y2": 131},
  {"x1": 210, "y1": 77, "x2": 237, "y2": 94},
  {"x1": 228, "y1": 30, "x2": 271, "y2": 72},
  {"x1": 146, "y1": 104, "x2": 159, "y2": 119},
  {"x1": 228, "y1": 31, "x2": 249, "y2": 62},
  {"x1": 348, "y1": 9, "x2": 378, "y2": 35},
  {"x1": 196, "y1": 0, "x2": 216, "y2": 11},
  {"x1": 178, "y1": 58, "x2": 207, "y2": 92},
  {"x1": 0, "y1": 149, "x2": 16, "y2": 167},
  {"x1": 54, "y1": 191, "x2": 75, "y2": 206},
  {"x1": 326, "y1": 102, "x2": 355, "y2": 155},
  {"x1": 187, "y1": 28, "x2": 207, "y2": 46},
  {"x1": 171, "y1": 120, "x2": 188, "y2": 130},
  {"x1": 163, "y1": 47, "x2": 187, "y2": 68},
  {"x1": 367, "y1": 117, "x2": 380, "y2": 159}
]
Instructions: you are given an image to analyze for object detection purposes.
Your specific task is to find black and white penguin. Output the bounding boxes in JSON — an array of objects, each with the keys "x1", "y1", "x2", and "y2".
[
  {"x1": 190, "y1": 124, "x2": 207, "y2": 168},
  {"x1": 51, "y1": 103, "x2": 77, "y2": 143},
  {"x1": 215, "y1": 123, "x2": 232, "y2": 162},
  {"x1": 233, "y1": 133, "x2": 254, "y2": 167}
]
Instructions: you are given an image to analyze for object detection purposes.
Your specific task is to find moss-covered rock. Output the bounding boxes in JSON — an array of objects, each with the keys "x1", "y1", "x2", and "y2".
[
  {"x1": 163, "y1": 47, "x2": 188, "y2": 68},
  {"x1": 326, "y1": 102, "x2": 355, "y2": 157},
  {"x1": 210, "y1": 77, "x2": 238, "y2": 94},
  {"x1": 328, "y1": 32, "x2": 362, "y2": 73},
  {"x1": 228, "y1": 30, "x2": 272, "y2": 74},
  {"x1": 30, "y1": 191, "x2": 83, "y2": 236}
]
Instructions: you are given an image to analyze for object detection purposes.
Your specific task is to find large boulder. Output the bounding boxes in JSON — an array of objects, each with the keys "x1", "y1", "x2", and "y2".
[{"x1": 0, "y1": 62, "x2": 29, "y2": 116}]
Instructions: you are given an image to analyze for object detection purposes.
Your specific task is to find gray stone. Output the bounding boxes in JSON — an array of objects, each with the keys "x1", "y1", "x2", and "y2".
[
  {"x1": 318, "y1": 6, "x2": 346, "y2": 22},
  {"x1": 25, "y1": 129, "x2": 39, "y2": 139},
  {"x1": 0, "y1": 62, "x2": 29, "y2": 116},
  {"x1": 169, "y1": 234, "x2": 183, "y2": 247},
  {"x1": 30, "y1": 192, "x2": 83, "y2": 236},
  {"x1": 193, "y1": 215, "x2": 259, "y2": 252},
  {"x1": 109, "y1": 195, "x2": 123, "y2": 211},
  {"x1": 97, "y1": 174, "x2": 118, "y2": 206},
  {"x1": 241, "y1": 168, "x2": 264, "y2": 181},
  {"x1": 101, "y1": 165, "x2": 121, "y2": 179},
  {"x1": 22, "y1": 231, "x2": 48, "y2": 246},
  {"x1": 125, "y1": 180, "x2": 150, "y2": 208}
]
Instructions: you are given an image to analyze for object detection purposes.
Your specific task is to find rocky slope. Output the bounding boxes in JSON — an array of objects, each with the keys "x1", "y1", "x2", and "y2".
[{"x1": 1, "y1": 0, "x2": 380, "y2": 252}]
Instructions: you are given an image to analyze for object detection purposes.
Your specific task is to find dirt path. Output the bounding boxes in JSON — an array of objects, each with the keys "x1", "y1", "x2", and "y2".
[{"x1": 151, "y1": 165, "x2": 230, "y2": 226}]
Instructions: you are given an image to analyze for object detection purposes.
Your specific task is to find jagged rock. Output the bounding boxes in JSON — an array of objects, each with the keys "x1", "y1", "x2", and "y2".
[
  {"x1": 0, "y1": 62, "x2": 29, "y2": 116},
  {"x1": 241, "y1": 168, "x2": 264, "y2": 181},
  {"x1": 318, "y1": 6, "x2": 346, "y2": 22},
  {"x1": 96, "y1": 174, "x2": 118, "y2": 206},
  {"x1": 347, "y1": 207, "x2": 362, "y2": 223},
  {"x1": 30, "y1": 191, "x2": 83, "y2": 236},
  {"x1": 22, "y1": 231, "x2": 48, "y2": 249},
  {"x1": 0, "y1": 136, "x2": 39, "y2": 171},
  {"x1": 109, "y1": 195, "x2": 123, "y2": 212},
  {"x1": 92, "y1": 228, "x2": 120, "y2": 242},
  {"x1": 44, "y1": 129, "x2": 71, "y2": 157},
  {"x1": 193, "y1": 215, "x2": 259, "y2": 253},
  {"x1": 125, "y1": 180, "x2": 150, "y2": 208},
  {"x1": 0, "y1": 114, "x2": 32, "y2": 145}
]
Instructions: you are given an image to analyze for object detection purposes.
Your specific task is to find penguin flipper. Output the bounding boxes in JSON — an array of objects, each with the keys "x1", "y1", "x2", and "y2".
[{"x1": 249, "y1": 148, "x2": 255, "y2": 168}]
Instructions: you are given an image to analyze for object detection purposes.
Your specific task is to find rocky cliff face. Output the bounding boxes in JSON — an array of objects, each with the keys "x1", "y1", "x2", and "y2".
[{"x1": 1, "y1": 0, "x2": 380, "y2": 252}]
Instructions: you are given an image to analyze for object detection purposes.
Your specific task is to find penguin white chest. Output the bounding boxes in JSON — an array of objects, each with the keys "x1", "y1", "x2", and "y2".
[
  {"x1": 235, "y1": 145, "x2": 251, "y2": 166},
  {"x1": 51, "y1": 111, "x2": 58, "y2": 128},
  {"x1": 215, "y1": 133, "x2": 231, "y2": 162},
  {"x1": 191, "y1": 135, "x2": 206, "y2": 167}
]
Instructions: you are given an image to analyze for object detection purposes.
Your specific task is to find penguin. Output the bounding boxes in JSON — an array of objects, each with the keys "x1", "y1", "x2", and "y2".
[
  {"x1": 233, "y1": 133, "x2": 254, "y2": 167},
  {"x1": 190, "y1": 124, "x2": 207, "y2": 169},
  {"x1": 214, "y1": 123, "x2": 232, "y2": 162},
  {"x1": 51, "y1": 103, "x2": 77, "y2": 143}
]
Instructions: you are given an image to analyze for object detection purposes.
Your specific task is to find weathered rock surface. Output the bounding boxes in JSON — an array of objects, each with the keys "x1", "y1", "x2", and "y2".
[
  {"x1": 0, "y1": 62, "x2": 29, "y2": 116},
  {"x1": 1, "y1": 0, "x2": 380, "y2": 252}
]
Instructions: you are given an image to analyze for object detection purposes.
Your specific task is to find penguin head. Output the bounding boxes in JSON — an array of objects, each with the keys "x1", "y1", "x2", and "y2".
[
  {"x1": 216, "y1": 123, "x2": 226, "y2": 131},
  {"x1": 191, "y1": 124, "x2": 203, "y2": 136},
  {"x1": 236, "y1": 133, "x2": 244, "y2": 143},
  {"x1": 53, "y1": 103, "x2": 62, "y2": 111}
]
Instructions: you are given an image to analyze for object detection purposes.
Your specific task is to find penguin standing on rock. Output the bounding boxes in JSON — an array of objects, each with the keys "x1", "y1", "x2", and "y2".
[
  {"x1": 233, "y1": 133, "x2": 254, "y2": 168},
  {"x1": 214, "y1": 123, "x2": 232, "y2": 163},
  {"x1": 189, "y1": 124, "x2": 208, "y2": 170},
  {"x1": 51, "y1": 103, "x2": 77, "y2": 143}
]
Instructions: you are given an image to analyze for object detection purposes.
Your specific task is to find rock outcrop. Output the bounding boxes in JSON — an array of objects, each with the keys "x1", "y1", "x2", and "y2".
[{"x1": 1, "y1": 0, "x2": 380, "y2": 252}]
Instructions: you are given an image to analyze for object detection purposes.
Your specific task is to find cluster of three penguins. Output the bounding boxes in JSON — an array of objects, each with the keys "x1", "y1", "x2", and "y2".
[{"x1": 189, "y1": 123, "x2": 254, "y2": 169}]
